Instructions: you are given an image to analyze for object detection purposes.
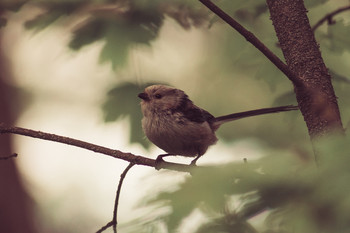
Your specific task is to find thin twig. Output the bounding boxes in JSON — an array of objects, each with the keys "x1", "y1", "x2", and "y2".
[
  {"x1": 198, "y1": 0, "x2": 302, "y2": 86},
  {"x1": 0, "y1": 124, "x2": 193, "y2": 173},
  {"x1": 113, "y1": 163, "x2": 135, "y2": 232},
  {"x1": 312, "y1": 5, "x2": 350, "y2": 32},
  {"x1": 0, "y1": 153, "x2": 18, "y2": 160},
  {"x1": 96, "y1": 222, "x2": 114, "y2": 233},
  {"x1": 96, "y1": 163, "x2": 135, "y2": 233}
]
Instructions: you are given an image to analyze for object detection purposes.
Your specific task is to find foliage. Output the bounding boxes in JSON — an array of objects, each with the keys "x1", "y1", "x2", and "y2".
[
  {"x1": 7, "y1": 0, "x2": 347, "y2": 147},
  {"x1": 18, "y1": 0, "x2": 209, "y2": 69},
  {"x1": 102, "y1": 82, "x2": 156, "y2": 148},
  {"x1": 318, "y1": 19, "x2": 350, "y2": 55},
  {"x1": 2, "y1": 0, "x2": 350, "y2": 232},
  {"x1": 125, "y1": 134, "x2": 350, "y2": 233}
]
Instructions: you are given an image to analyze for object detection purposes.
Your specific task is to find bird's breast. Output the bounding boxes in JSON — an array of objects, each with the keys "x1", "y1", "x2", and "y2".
[{"x1": 141, "y1": 111, "x2": 217, "y2": 156}]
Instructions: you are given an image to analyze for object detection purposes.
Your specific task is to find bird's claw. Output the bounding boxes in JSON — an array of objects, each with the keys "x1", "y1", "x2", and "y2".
[
  {"x1": 189, "y1": 160, "x2": 197, "y2": 166},
  {"x1": 155, "y1": 156, "x2": 165, "y2": 170}
]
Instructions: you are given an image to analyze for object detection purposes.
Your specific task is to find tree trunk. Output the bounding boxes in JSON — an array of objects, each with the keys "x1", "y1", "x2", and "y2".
[
  {"x1": 0, "y1": 31, "x2": 38, "y2": 233},
  {"x1": 266, "y1": 0, "x2": 344, "y2": 138}
]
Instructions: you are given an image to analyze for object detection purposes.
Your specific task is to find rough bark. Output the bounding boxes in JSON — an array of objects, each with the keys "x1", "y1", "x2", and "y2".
[{"x1": 266, "y1": 0, "x2": 344, "y2": 138}]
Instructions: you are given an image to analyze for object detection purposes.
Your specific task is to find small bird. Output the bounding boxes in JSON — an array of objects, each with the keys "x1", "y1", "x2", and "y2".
[{"x1": 138, "y1": 85, "x2": 298, "y2": 166}]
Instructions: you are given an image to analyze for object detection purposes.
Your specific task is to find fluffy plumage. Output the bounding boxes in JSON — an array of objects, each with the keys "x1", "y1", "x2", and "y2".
[{"x1": 138, "y1": 85, "x2": 298, "y2": 165}]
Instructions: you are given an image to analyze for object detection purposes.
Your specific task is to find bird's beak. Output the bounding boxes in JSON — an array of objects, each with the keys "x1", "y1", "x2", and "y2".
[{"x1": 138, "y1": 92, "x2": 150, "y2": 101}]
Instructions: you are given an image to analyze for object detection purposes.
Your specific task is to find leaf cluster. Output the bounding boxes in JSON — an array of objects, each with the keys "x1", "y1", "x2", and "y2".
[
  {"x1": 102, "y1": 82, "x2": 153, "y2": 148},
  {"x1": 130, "y1": 135, "x2": 350, "y2": 233},
  {"x1": 3, "y1": 0, "x2": 350, "y2": 149},
  {"x1": 16, "y1": 0, "x2": 210, "y2": 69}
]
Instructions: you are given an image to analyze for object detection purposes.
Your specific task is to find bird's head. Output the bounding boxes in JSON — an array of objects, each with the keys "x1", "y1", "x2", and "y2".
[{"x1": 138, "y1": 85, "x2": 187, "y2": 115}]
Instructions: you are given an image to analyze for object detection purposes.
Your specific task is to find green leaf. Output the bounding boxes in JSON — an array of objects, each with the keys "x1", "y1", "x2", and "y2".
[
  {"x1": 102, "y1": 82, "x2": 158, "y2": 148},
  {"x1": 25, "y1": 2, "x2": 85, "y2": 30},
  {"x1": 304, "y1": 0, "x2": 329, "y2": 9},
  {"x1": 70, "y1": 7, "x2": 163, "y2": 69},
  {"x1": 273, "y1": 91, "x2": 298, "y2": 106},
  {"x1": 146, "y1": 162, "x2": 262, "y2": 231},
  {"x1": 0, "y1": 1, "x2": 27, "y2": 12},
  {"x1": 23, "y1": 1, "x2": 210, "y2": 69},
  {"x1": 195, "y1": 214, "x2": 258, "y2": 233},
  {"x1": 25, "y1": 11, "x2": 63, "y2": 31},
  {"x1": 329, "y1": 69, "x2": 350, "y2": 85},
  {"x1": 219, "y1": 0, "x2": 266, "y2": 13},
  {"x1": 255, "y1": 60, "x2": 285, "y2": 91},
  {"x1": 69, "y1": 19, "x2": 106, "y2": 50},
  {"x1": 98, "y1": 22, "x2": 153, "y2": 69},
  {"x1": 324, "y1": 20, "x2": 350, "y2": 54},
  {"x1": 100, "y1": 10, "x2": 163, "y2": 69},
  {"x1": 139, "y1": 136, "x2": 350, "y2": 232}
]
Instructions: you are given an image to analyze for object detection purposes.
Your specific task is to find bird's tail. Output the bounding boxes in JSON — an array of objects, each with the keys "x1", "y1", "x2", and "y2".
[{"x1": 212, "y1": 105, "x2": 299, "y2": 129}]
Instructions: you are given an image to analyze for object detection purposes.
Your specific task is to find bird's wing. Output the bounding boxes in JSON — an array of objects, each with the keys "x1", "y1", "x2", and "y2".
[
  {"x1": 173, "y1": 96, "x2": 215, "y2": 123},
  {"x1": 183, "y1": 107, "x2": 214, "y2": 123}
]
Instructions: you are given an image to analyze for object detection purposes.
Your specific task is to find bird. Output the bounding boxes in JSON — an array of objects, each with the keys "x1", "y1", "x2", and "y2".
[{"x1": 138, "y1": 84, "x2": 298, "y2": 166}]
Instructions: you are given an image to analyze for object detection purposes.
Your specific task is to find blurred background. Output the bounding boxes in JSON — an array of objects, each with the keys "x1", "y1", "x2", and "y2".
[{"x1": 1, "y1": 0, "x2": 350, "y2": 232}]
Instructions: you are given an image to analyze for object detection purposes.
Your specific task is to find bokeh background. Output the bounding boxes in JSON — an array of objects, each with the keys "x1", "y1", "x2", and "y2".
[{"x1": 1, "y1": 0, "x2": 350, "y2": 232}]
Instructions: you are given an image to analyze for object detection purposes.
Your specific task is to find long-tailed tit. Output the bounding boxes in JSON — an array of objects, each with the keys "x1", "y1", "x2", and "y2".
[{"x1": 138, "y1": 85, "x2": 298, "y2": 166}]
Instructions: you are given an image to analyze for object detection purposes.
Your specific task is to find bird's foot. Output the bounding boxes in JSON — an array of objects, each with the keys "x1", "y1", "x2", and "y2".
[
  {"x1": 190, "y1": 155, "x2": 202, "y2": 167},
  {"x1": 155, "y1": 154, "x2": 171, "y2": 170},
  {"x1": 189, "y1": 160, "x2": 197, "y2": 166},
  {"x1": 155, "y1": 156, "x2": 165, "y2": 170}
]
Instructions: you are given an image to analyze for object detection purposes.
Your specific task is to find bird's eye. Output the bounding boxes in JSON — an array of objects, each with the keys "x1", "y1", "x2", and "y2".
[{"x1": 155, "y1": 94, "x2": 162, "y2": 99}]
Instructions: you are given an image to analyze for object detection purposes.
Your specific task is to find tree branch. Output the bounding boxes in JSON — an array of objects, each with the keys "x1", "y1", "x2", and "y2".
[
  {"x1": 198, "y1": 0, "x2": 302, "y2": 86},
  {"x1": 95, "y1": 222, "x2": 113, "y2": 233},
  {"x1": 0, "y1": 124, "x2": 193, "y2": 173},
  {"x1": 0, "y1": 153, "x2": 17, "y2": 160},
  {"x1": 112, "y1": 163, "x2": 134, "y2": 233},
  {"x1": 312, "y1": 5, "x2": 350, "y2": 32},
  {"x1": 96, "y1": 162, "x2": 135, "y2": 233}
]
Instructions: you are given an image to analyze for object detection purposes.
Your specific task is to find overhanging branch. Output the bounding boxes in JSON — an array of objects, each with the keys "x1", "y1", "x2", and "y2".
[
  {"x1": 199, "y1": 0, "x2": 302, "y2": 86},
  {"x1": 312, "y1": 5, "x2": 350, "y2": 32}
]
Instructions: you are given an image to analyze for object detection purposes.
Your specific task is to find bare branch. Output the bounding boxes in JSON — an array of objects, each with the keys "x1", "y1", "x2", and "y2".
[
  {"x1": 0, "y1": 153, "x2": 18, "y2": 160},
  {"x1": 96, "y1": 163, "x2": 135, "y2": 233},
  {"x1": 312, "y1": 5, "x2": 350, "y2": 32},
  {"x1": 198, "y1": 0, "x2": 302, "y2": 86},
  {"x1": 96, "y1": 222, "x2": 113, "y2": 233},
  {"x1": 113, "y1": 163, "x2": 134, "y2": 232},
  {"x1": 0, "y1": 124, "x2": 193, "y2": 173}
]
